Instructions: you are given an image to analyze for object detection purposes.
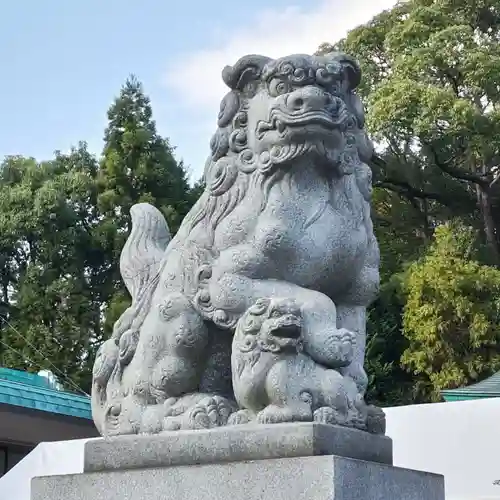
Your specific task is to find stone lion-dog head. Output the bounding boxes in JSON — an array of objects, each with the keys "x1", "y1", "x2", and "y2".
[
  {"x1": 233, "y1": 297, "x2": 303, "y2": 359},
  {"x1": 205, "y1": 52, "x2": 373, "y2": 186},
  {"x1": 183, "y1": 52, "x2": 374, "y2": 238}
]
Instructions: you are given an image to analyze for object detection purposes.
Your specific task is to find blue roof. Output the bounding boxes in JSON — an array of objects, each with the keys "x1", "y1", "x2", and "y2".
[
  {"x1": 441, "y1": 371, "x2": 500, "y2": 401},
  {"x1": 0, "y1": 367, "x2": 92, "y2": 420}
]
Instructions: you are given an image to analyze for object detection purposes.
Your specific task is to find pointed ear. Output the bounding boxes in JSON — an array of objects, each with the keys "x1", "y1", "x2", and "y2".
[
  {"x1": 222, "y1": 55, "x2": 272, "y2": 91},
  {"x1": 325, "y1": 51, "x2": 362, "y2": 92}
]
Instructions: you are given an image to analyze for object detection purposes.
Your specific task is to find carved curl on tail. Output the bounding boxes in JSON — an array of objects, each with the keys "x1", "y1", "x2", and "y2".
[
  {"x1": 92, "y1": 204, "x2": 171, "y2": 433},
  {"x1": 119, "y1": 203, "x2": 171, "y2": 302}
]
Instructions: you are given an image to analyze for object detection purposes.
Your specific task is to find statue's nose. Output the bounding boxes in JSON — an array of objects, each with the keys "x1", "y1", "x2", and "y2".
[{"x1": 286, "y1": 86, "x2": 333, "y2": 113}]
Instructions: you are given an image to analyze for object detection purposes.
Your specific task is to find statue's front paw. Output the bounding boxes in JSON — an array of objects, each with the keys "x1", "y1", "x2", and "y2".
[
  {"x1": 163, "y1": 395, "x2": 238, "y2": 431},
  {"x1": 313, "y1": 406, "x2": 344, "y2": 426},
  {"x1": 189, "y1": 396, "x2": 235, "y2": 429},
  {"x1": 334, "y1": 328, "x2": 356, "y2": 365},
  {"x1": 256, "y1": 407, "x2": 287, "y2": 424},
  {"x1": 227, "y1": 409, "x2": 256, "y2": 425},
  {"x1": 256, "y1": 403, "x2": 312, "y2": 424},
  {"x1": 318, "y1": 327, "x2": 355, "y2": 368}
]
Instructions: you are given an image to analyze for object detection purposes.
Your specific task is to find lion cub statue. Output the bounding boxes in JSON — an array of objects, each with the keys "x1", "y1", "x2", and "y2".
[{"x1": 230, "y1": 297, "x2": 383, "y2": 433}]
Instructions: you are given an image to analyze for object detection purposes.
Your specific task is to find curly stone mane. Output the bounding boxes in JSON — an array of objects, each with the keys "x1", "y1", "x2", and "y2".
[
  {"x1": 179, "y1": 56, "x2": 276, "y2": 243},
  {"x1": 180, "y1": 52, "x2": 374, "y2": 246}
]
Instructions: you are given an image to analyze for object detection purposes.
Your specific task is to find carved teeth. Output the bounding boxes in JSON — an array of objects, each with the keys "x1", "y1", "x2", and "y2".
[
  {"x1": 257, "y1": 120, "x2": 275, "y2": 139},
  {"x1": 277, "y1": 120, "x2": 286, "y2": 134}
]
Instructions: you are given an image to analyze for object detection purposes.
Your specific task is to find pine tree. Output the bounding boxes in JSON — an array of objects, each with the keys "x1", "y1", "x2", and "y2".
[
  {"x1": 97, "y1": 75, "x2": 192, "y2": 331},
  {"x1": 98, "y1": 75, "x2": 191, "y2": 234}
]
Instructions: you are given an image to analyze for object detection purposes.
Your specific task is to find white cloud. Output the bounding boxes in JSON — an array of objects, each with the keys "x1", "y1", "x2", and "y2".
[
  {"x1": 164, "y1": 0, "x2": 397, "y2": 112},
  {"x1": 161, "y1": 0, "x2": 398, "y2": 180}
]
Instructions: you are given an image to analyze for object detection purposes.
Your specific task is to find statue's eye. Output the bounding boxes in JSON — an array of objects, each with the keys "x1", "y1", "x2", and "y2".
[{"x1": 269, "y1": 79, "x2": 290, "y2": 96}]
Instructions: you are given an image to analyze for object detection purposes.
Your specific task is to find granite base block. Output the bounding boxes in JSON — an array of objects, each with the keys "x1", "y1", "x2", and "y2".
[
  {"x1": 32, "y1": 454, "x2": 445, "y2": 500},
  {"x1": 84, "y1": 422, "x2": 393, "y2": 472}
]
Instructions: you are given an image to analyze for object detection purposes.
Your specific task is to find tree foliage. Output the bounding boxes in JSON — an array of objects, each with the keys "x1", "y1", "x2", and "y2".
[
  {"x1": 402, "y1": 222, "x2": 500, "y2": 400},
  {"x1": 320, "y1": 0, "x2": 500, "y2": 260},
  {"x1": 0, "y1": 78, "x2": 195, "y2": 392},
  {"x1": 318, "y1": 0, "x2": 500, "y2": 403},
  {"x1": 0, "y1": 147, "x2": 102, "y2": 390},
  {"x1": 97, "y1": 75, "x2": 193, "y2": 331}
]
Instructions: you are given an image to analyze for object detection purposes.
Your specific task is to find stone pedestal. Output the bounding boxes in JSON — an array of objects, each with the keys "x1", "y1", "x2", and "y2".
[{"x1": 31, "y1": 423, "x2": 444, "y2": 500}]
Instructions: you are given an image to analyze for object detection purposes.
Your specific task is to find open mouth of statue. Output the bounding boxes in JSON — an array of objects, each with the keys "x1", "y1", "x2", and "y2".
[
  {"x1": 270, "y1": 320, "x2": 301, "y2": 339},
  {"x1": 257, "y1": 112, "x2": 345, "y2": 139}
]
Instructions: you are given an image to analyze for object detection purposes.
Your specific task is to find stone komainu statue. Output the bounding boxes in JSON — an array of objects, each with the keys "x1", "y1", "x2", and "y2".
[{"x1": 91, "y1": 52, "x2": 385, "y2": 436}]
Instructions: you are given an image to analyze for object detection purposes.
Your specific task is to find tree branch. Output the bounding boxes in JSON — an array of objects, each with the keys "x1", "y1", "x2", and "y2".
[
  {"x1": 424, "y1": 142, "x2": 489, "y2": 186},
  {"x1": 375, "y1": 179, "x2": 452, "y2": 205},
  {"x1": 371, "y1": 155, "x2": 459, "y2": 206}
]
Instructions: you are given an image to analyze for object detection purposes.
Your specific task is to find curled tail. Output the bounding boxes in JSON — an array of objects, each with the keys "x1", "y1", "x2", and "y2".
[
  {"x1": 112, "y1": 202, "x2": 171, "y2": 350},
  {"x1": 120, "y1": 203, "x2": 171, "y2": 302},
  {"x1": 93, "y1": 204, "x2": 172, "y2": 432}
]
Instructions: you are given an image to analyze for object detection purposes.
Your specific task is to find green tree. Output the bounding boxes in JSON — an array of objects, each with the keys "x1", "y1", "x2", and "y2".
[
  {"x1": 402, "y1": 222, "x2": 500, "y2": 400},
  {"x1": 0, "y1": 146, "x2": 103, "y2": 391},
  {"x1": 320, "y1": 0, "x2": 500, "y2": 262},
  {"x1": 99, "y1": 75, "x2": 191, "y2": 233},
  {"x1": 97, "y1": 75, "x2": 193, "y2": 331},
  {"x1": 364, "y1": 189, "x2": 425, "y2": 406},
  {"x1": 0, "y1": 78, "x2": 201, "y2": 391},
  {"x1": 365, "y1": 275, "x2": 417, "y2": 406}
]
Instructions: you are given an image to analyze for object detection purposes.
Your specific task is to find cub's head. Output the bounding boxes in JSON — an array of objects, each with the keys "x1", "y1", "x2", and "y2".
[{"x1": 233, "y1": 297, "x2": 302, "y2": 355}]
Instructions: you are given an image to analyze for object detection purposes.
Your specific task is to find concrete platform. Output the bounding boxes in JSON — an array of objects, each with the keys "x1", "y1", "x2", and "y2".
[
  {"x1": 32, "y1": 454, "x2": 444, "y2": 500},
  {"x1": 84, "y1": 422, "x2": 393, "y2": 472}
]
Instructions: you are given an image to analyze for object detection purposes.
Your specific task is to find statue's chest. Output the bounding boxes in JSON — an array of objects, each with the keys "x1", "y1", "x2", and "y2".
[
  {"x1": 262, "y1": 181, "x2": 368, "y2": 289},
  {"x1": 290, "y1": 204, "x2": 367, "y2": 285}
]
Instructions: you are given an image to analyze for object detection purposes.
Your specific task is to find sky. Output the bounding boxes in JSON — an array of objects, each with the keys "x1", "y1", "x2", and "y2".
[{"x1": 0, "y1": 0, "x2": 398, "y2": 182}]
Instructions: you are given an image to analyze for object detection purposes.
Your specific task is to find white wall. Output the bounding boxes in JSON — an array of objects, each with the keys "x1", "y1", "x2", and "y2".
[{"x1": 385, "y1": 398, "x2": 500, "y2": 500}]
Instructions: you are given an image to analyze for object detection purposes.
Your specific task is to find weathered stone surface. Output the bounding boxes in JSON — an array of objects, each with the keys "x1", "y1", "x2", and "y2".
[
  {"x1": 32, "y1": 455, "x2": 444, "y2": 500},
  {"x1": 84, "y1": 422, "x2": 393, "y2": 472},
  {"x1": 91, "y1": 51, "x2": 384, "y2": 438}
]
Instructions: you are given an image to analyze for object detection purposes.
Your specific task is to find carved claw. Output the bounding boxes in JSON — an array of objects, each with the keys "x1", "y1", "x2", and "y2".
[
  {"x1": 190, "y1": 396, "x2": 226, "y2": 429},
  {"x1": 366, "y1": 405, "x2": 386, "y2": 435},
  {"x1": 227, "y1": 409, "x2": 256, "y2": 425},
  {"x1": 162, "y1": 395, "x2": 237, "y2": 431},
  {"x1": 256, "y1": 404, "x2": 312, "y2": 424},
  {"x1": 313, "y1": 406, "x2": 344, "y2": 426}
]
